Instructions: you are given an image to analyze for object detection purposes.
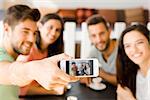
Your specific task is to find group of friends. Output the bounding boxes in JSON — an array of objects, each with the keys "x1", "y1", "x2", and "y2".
[
  {"x1": 0, "y1": 4, "x2": 149, "y2": 100},
  {"x1": 71, "y1": 62, "x2": 91, "y2": 76}
]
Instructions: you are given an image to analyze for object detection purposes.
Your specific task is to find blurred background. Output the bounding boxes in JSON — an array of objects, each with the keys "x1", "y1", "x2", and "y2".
[
  {"x1": 0, "y1": 0, "x2": 149, "y2": 21},
  {"x1": 0, "y1": 0, "x2": 149, "y2": 58}
]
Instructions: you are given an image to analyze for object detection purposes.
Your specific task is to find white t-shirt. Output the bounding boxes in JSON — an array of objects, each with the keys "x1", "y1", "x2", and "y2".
[{"x1": 136, "y1": 69, "x2": 150, "y2": 100}]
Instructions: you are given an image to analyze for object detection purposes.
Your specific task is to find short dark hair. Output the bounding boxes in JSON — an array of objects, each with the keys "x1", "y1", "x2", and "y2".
[
  {"x1": 86, "y1": 14, "x2": 109, "y2": 30},
  {"x1": 4, "y1": 4, "x2": 41, "y2": 29},
  {"x1": 72, "y1": 62, "x2": 76, "y2": 65}
]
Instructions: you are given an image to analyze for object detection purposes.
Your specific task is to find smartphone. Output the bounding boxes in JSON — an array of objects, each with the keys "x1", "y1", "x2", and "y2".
[{"x1": 60, "y1": 58, "x2": 99, "y2": 77}]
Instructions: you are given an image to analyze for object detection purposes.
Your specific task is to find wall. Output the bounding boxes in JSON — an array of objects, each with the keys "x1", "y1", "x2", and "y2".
[
  {"x1": 0, "y1": 0, "x2": 149, "y2": 9},
  {"x1": 0, "y1": 0, "x2": 149, "y2": 20},
  {"x1": 36, "y1": 0, "x2": 148, "y2": 9},
  {"x1": 146, "y1": 0, "x2": 150, "y2": 20}
]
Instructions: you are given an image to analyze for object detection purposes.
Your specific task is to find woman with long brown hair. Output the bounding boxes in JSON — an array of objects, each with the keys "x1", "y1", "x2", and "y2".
[{"x1": 117, "y1": 24, "x2": 150, "y2": 100}]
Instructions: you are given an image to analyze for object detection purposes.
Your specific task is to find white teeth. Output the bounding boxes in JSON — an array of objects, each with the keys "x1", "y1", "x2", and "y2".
[
  {"x1": 133, "y1": 53, "x2": 141, "y2": 58},
  {"x1": 48, "y1": 35, "x2": 55, "y2": 40},
  {"x1": 24, "y1": 43, "x2": 32, "y2": 48},
  {"x1": 25, "y1": 44, "x2": 30, "y2": 48}
]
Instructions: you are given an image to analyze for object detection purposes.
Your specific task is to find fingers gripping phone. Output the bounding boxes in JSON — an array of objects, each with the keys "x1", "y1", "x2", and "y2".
[{"x1": 60, "y1": 58, "x2": 99, "y2": 77}]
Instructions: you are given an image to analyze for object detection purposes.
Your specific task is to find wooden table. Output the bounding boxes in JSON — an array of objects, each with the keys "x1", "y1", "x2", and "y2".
[{"x1": 20, "y1": 81, "x2": 116, "y2": 100}]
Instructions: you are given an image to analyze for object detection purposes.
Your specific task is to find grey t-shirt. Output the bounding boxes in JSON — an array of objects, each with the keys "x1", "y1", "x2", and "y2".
[{"x1": 88, "y1": 45, "x2": 118, "y2": 74}]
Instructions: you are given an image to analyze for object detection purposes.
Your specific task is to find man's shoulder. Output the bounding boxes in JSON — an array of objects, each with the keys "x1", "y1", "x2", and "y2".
[
  {"x1": 0, "y1": 48, "x2": 6, "y2": 55},
  {"x1": 0, "y1": 48, "x2": 14, "y2": 61},
  {"x1": 89, "y1": 46, "x2": 100, "y2": 57}
]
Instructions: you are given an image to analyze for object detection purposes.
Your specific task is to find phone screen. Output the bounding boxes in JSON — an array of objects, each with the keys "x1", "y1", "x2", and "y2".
[{"x1": 66, "y1": 60, "x2": 94, "y2": 76}]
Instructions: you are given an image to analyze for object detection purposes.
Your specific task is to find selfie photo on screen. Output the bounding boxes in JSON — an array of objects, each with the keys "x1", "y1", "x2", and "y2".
[{"x1": 68, "y1": 60, "x2": 93, "y2": 76}]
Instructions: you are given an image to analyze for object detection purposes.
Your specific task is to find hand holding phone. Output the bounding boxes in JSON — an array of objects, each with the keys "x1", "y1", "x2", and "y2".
[{"x1": 60, "y1": 58, "x2": 99, "y2": 77}]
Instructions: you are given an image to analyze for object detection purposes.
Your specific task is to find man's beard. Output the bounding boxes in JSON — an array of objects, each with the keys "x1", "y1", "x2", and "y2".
[
  {"x1": 97, "y1": 39, "x2": 110, "y2": 52},
  {"x1": 11, "y1": 42, "x2": 23, "y2": 55},
  {"x1": 11, "y1": 41, "x2": 32, "y2": 55},
  {"x1": 13, "y1": 46, "x2": 22, "y2": 55},
  {"x1": 13, "y1": 47, "x2": 30, "y2": 55}
]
